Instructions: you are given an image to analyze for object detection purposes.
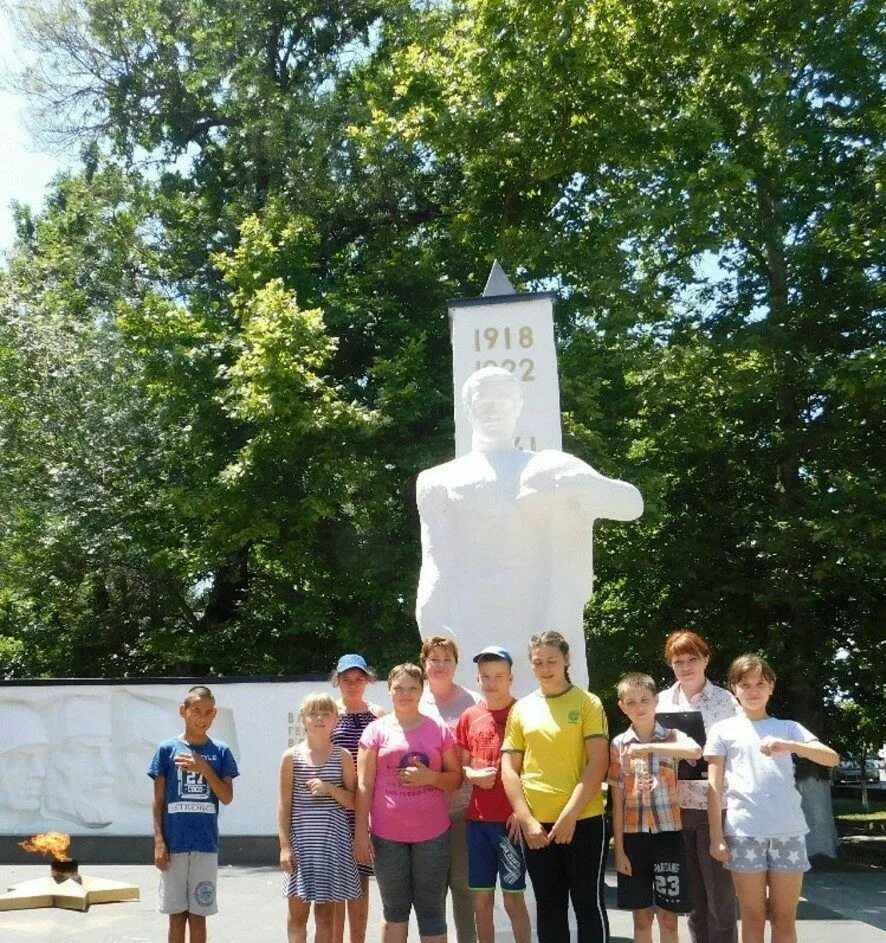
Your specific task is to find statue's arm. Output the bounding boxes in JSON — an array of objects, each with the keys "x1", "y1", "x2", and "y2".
[
  {"x1": 520, "y1": 451, "x2": 643, "y2": 522},
  {"x1": 415, "y1": 473, "x2": 455, "y2": 633},
  {"x1": 571, "y1": 463, "x2": 643, "y2": 522}
]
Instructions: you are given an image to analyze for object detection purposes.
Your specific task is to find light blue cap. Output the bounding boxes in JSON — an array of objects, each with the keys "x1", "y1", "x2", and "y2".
[{"x1": 336, "y1": 653, "x2": 369, "y2": 674}]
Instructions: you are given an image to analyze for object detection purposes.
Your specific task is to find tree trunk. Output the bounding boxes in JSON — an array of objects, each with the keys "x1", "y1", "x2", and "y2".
[
  {"x1": 756, "y1": 170, "x2": 838, "y2": 857},
  {"x1": 798, "y1": 775, "x2": 840, "y2": 858},
  {"x1": 860, "y1": 751, "x2": 870, "y2": 812}
]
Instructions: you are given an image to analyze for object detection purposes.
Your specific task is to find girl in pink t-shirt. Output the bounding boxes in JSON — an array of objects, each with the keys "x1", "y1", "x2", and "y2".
[{"x1": 355, "y1": 663, "x2": 462, "y2": 943}]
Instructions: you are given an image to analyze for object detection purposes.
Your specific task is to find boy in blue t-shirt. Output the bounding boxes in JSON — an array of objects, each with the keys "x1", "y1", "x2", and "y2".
[{"x1": 148, "y1": 685, "x2": 239, "y2": 943}]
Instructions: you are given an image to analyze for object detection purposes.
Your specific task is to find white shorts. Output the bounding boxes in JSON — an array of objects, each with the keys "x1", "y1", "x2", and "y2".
[{"x1": 158, "y1": 851, "x2": 219, "y2": 915}]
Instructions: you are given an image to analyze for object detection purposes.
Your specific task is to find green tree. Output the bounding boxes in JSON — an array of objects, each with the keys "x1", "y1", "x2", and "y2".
[
  {"x1": 6, "y1": 0, "x2": 448, "y2": 674},
  {"x1": 0, "y1": 164, "x2": 189, "y2": 675},
  {"x1": 343, "y1": 1, "x2": 882, "y2": 860},
  {"x1": 0, "y1": 158, "x2": 408, "y2": 674},
  {"x1": 828, "y1": 699, "x2": 885, "y2": 811},
  {"x1": 354, "y1": 0, "x2": 883, "y2": 728},
  {"x1": 3, "y1": 0, "x2": 881, "y2": 753}
]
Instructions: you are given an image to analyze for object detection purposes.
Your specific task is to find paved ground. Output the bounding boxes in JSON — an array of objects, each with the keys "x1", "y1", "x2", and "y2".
[{"x1": 1, "y1": 862, "x2": 884, "y2": 942}]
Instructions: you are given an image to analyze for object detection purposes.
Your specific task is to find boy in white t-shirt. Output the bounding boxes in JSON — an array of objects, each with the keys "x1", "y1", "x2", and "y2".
[{"x1": 705, "y1": 654, "x2": 839, "y2": 943}]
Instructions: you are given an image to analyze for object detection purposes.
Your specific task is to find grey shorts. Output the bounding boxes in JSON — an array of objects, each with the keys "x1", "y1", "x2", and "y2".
[
  {"x1": 725, "y1": 835, "x2": 810, "y2": 873},
  {"x1": 158, "y1": 851, "x2": 219, "y2": 915},
  {"x1": 372, "y1": 830, "x2": 450, "y2": 936}
]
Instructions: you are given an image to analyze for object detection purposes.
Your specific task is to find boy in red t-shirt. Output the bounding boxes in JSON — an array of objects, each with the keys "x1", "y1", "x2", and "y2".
[{"x1": 455, "y1": 646, "x2": 531, "y2": 943}]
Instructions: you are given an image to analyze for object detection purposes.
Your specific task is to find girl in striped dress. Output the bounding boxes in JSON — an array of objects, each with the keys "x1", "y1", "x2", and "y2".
[{"x1": 278, "y1": 693, "x2": 361, "y2": 943}]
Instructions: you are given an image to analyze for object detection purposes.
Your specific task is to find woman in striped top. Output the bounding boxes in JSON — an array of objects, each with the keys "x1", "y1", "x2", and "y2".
[{"x1": 278, "y1": 692, "x2": 361, "y2": 943}]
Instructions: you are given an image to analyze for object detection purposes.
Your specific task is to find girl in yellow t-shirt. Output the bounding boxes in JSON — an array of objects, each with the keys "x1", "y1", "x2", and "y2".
[{"x1": 501, "y1": 631, "x2": 610, "y2": 943}]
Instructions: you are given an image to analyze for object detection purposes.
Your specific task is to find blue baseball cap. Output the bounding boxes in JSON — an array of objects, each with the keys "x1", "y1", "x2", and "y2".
[
  {"x1": 336, "y1": 653, "x2": 370, "y2": 674},
  {"x1": 472, "y1": 646, "x2": 513, "y2": 666}
]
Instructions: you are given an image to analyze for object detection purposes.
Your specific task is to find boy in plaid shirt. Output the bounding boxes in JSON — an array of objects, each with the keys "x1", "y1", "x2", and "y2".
[{"x1": 609, "y1": 673, "x2": 703, "y2": 943}]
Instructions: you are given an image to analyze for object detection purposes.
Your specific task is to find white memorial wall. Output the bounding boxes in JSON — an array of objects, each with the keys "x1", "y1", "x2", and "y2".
[{"x1": 0, "y1": 679, "x2": 388, "y2": 838}]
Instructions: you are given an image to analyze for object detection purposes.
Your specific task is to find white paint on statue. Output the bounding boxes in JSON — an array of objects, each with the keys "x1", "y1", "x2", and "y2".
[
  {"x1": 43, "y1": 693, "x2": 115, "y2": 829},
  {"x1": 416, "y1": 367, "x2": 643, "y2": 695},
  {"x1": 0, "y1": 702, "x2": 49, "y2": 828}
]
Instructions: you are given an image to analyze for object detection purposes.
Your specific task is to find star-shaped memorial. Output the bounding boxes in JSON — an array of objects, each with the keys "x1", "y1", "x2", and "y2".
[{"x1": 0, "y1": 874, "x2": 140, "y2": 912}]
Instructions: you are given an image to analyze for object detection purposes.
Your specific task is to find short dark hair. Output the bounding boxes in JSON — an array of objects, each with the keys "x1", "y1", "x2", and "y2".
[{"x1": 183, "y1": 685, "x2": 214, "y2": 705}]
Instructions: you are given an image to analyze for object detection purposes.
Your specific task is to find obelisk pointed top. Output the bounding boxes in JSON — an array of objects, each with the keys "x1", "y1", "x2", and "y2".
[{"x1": 483, "y1": 260, "x2": 516, "y2": 297}]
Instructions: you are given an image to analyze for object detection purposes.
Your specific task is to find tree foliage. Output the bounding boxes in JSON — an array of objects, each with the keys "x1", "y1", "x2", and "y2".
[
  {"x1": 351, "y1": 0, "x2": 884, "y2": 733},
  {"x1": 1, "y1": 0, "x2": 881, "y2": 743}
]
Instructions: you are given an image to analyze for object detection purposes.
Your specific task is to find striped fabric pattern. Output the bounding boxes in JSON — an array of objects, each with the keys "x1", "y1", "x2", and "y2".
[
  {"x1": 331, "y1": 710, "x2": 377, "y2": 876},
  {"x1": 282, "y1": 745, "x2": 361, "y2": 903}
]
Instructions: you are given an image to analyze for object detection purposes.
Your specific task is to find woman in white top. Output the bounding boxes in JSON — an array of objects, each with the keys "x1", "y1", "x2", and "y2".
[
  {"x1": 659, "y1": 630, "x2": 739, "y2": 943},
  {"x1": 418, "y1": 636, "x2": 480, "y2": 943}
]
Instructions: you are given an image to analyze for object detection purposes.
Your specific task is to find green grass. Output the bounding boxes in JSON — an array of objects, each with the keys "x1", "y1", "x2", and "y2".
[
  {"x1": 837, "y1": 811, "x2": 886, "y2": 822},
  {"x1": 831, "y1": 796, "x2": 886, "y2": 822}
]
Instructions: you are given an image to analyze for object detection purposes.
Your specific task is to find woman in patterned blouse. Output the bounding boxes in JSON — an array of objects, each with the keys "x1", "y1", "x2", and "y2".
[{"x1": 659, "y1": 630, "x2": 740, "y2": 943}]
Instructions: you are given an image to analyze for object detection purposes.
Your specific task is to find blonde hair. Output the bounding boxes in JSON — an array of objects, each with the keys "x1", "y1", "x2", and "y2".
[
  {"x1": 420, "y1": 636, "x2": 459, "y2": 667},
  {"x1": 298, "y1": 692, "x2": 339, "y2": 725},
  {"x1": 617, "y1": 672, "x2": 657, "y2": 699}
]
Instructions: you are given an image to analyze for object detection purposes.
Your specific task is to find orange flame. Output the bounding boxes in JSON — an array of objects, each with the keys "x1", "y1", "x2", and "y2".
[{"x1": 19, "y1": 832, "x2": 72, "y2": 861}]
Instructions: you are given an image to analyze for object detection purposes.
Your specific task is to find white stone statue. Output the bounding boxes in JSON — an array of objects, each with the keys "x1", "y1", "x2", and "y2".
[
  {"x1": 43, "y1": 694, "x2": 115, "y2": 829},
  {"x1": 416, "y1": 367, "x2": 643, "y2": 694},
  {"x1": 0, "y1": 702, "x2": 48, "y2": 829}
]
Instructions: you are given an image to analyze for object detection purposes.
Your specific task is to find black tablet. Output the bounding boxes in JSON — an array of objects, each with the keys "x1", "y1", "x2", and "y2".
[{"x1": 656, "y1": 710, "x2": 708, "y2": 780}]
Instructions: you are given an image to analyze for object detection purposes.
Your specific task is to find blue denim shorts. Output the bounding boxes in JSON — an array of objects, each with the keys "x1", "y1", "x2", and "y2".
[
  {"x1": 725, "y1": 835, "x2": 810, "y2": 873},
  {"x1": 466, "y1": 820, "x2": 527, "y2": 892},
  {"x1": 372, "y1": 830, "x2": 450, "y2": 936}
]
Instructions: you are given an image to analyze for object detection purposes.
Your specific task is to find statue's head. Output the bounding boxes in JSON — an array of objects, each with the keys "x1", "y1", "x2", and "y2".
[
  {"x1": 0, "y1": 702, "x2": 48, "y2": 814},
  {"x1": 44, "y1": 694, "x2": 114, "y2": 828},
  {"x1": 462, "y1": 367, "x2": 523, "y2": 447}
]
